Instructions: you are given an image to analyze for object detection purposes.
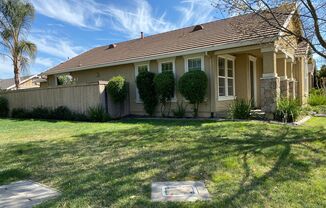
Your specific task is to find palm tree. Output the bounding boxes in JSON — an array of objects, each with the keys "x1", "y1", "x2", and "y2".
[{"x1": 0, "y1": 0, "x2": 36, "y2": 89}]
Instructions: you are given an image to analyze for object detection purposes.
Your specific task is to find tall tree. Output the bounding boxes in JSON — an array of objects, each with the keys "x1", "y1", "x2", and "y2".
[
  {"x1": 0, "y1": 0, "x2": 36, "y2": 89},
  {"x1": 212, "y1": 0, "x2": 326, "y2": 59}
]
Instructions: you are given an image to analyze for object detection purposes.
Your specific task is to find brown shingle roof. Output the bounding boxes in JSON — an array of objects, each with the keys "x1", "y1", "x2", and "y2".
[
  {"x1": 0, "y1": 75, "x2": 36, "y2": 90},
  {"x1": 44, "y1": 4, "x2": 295, "y2": 75}
]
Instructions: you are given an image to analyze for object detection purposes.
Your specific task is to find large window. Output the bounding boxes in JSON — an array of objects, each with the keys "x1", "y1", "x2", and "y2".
[
  {"x1": 218, "y1": 55, "x2": 235, "y2": 100},
  {"x1": 135, "y1": 63, "x2": 149, "y2": 102}
]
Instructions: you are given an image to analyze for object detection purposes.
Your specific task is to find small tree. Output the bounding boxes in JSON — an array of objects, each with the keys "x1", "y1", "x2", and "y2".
[
  {"x1": 154, "y1": 71, "x2": 175, "y2": 117},
  {"x1": 107, "y1": 76, "x2": 128, "y2": 117},
  {"x1": 107, "y1": 76, "x2": 128, "y2": 103},
  {"x1": 136, "y1": 71, "x2": 158, "y2": 116},
  {"x1": 178, "y1": 70, "x2": 208, "y2": 117}
]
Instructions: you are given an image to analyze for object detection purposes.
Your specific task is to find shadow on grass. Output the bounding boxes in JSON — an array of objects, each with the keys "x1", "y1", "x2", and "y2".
[
  {"x1": 0, "y1": 168, "x2": 30, "y2": 185},
  {"x1": 0, "y1": 120, "x2": 325, "y2": 207}
]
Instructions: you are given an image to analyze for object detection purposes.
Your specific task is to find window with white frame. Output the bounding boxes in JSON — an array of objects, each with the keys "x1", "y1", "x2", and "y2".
[
  {"x1": 218, "y1": 55, "x2": 235, "y2": 100},
  {"x1": 161, "y1": 62, "x2": 173, "y2": 72},
  {"x1": 135, "y1": 63, "x2": 149, "y2": 102},
  {"x1": 158, "y1": 59, "x2": 176, "y2": 101},
  {"x1": 186, "y1": 56, "x2": 204, "y2": 72}
]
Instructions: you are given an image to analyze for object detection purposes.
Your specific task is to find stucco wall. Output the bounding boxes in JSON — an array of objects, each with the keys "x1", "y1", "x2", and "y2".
[{"x1": 46, "y1": 49, "x2": 265, "y2": 117}]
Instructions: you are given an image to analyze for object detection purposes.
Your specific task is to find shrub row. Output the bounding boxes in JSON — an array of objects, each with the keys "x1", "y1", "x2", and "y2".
[
  {"x1": 0, "y1": 96, "x2": 9, "y2": 118},
  {"x1": 10, "y1": 105, "x2": 109, "y2": 122},
  {"x1": 136, "y1": 70, "x2": 208, "y2": 117}
]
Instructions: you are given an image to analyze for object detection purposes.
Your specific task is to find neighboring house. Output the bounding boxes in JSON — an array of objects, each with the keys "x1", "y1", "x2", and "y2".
[
  {"x1": 0, "y1": 75, "x2": 41, "y2": 90},
  {"x1": 43, "y1": 4, "x2": 312, "y2": 117}
]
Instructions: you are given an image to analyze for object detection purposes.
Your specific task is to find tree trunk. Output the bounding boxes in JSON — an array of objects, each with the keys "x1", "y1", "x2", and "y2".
[{"x1": 14, "y1": 65, "x2": 20, "y2": 89}]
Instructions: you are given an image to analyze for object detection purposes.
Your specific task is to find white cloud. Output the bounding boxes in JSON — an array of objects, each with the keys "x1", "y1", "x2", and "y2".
[
  {"x1": 35, "y1": 57, "x2": 54, "y2": 67},
  {"x1": 30, "y1": 34, "x2": 84, "y2": 60},
  {"x1": 105, "y1": 0, "x2": 175, "y2": 39},
  {"x1": 0, "y1": 56, "x2": 13, "y2": 79},
  {"x1": 31, "y1": 0, "x2": 104, "y2": 29},
  {"x1": 175, "y1": 0, "x2": 216, "y2": 27},
  {"x1": 30, "y1": 0, "x2": 217, "y2": 39}
]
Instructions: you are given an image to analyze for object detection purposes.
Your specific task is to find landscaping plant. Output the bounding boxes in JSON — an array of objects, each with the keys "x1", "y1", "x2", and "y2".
[
  {"x1": 107, "y1": 76, "x2": 128, "y2": 104},
  {"x1": 228, "y1": 99, "x2": 252, "y2": 119},
  {"x1": 107, "y1": 76, "x2": 128, "y2": 118},
  {"x1": 87, "y1": 105, "x2": 110, "y2": 122},
  {"x1": 136, "y1": 71, "x2": 158, "y2": 116},
  {"x1": 0, "y1": 96, "x2": 9, "y2": 117},
  {"x1": 178, "y1": 70, "x2": 208, "y2": 117},
  {"x1": 173, "y1": 102, "x2": 187, "y2": 118},
  {"x1": 30, "y1": 107, "x2": 52, "y2": 119},
  {"x1": 275, "y1": 98, "x2": 301, "y2": 123},
  {"x1": 308, "y1": 89, "x2": 326, "y2": 106},
  {"x1": 11, "y1": 108, "x2": 31, "y2": 119},
  {"x1": 153, "y1": 71, "x2": 175, "y2": 116},
  {"x1": 53, "y1": 106, "x2": 73, "y2": 120}
]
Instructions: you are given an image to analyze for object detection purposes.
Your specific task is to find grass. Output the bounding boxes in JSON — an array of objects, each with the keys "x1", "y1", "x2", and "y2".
[{"x1": 0, "y1": 118, "x2": 325, "y2": 207}]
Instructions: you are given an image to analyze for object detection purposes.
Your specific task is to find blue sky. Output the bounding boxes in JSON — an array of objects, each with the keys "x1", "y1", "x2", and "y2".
[{"x1": 0, "y1": 0, "x2": 222, "y2": 79}]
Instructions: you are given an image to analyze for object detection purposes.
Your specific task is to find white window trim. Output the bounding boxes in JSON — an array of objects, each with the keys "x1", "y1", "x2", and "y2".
[
  {"x1": 249, "y1": 55, "x2": 257, "y2": 106},
  {"x1": 217, "y1": 55, "x2": 236, "y2": 101},
  {"x1": 134, "y1": 62, "x2": 150, "y2": 103},
  {"x1": 184, "y1": 54, "x2": 205, "y2": 72},
  {"x1": 158, "y1": 58, "x2": 177, "y2": 102}
]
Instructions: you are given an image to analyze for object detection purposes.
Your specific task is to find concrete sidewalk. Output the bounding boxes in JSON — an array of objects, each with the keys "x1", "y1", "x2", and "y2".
[{"x1": 0, "y1": 180, "x2": 59, "y2": 208}]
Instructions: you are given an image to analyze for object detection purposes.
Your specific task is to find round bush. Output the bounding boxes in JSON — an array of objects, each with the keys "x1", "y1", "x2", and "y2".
[
  {"x1": 178, "y1": 70, "x2": 208, "y2": 117},
  {"x1": 136, "y1": 71, "x2": 158, "y2": 116},
  {"x1": 107, "y1": 76, "x2": 128, "y2": 103},
  {"x1": 53, "y1": 106, "x2": 73, "y2": 120},
  {"x1": 11, "y1": 108, "x2": 31, "y2": 119},
  {"x1": 154, "y1": 71, "x2": 175, "y2": 116},
  {"x1": 0, "y1": 96, "x2": 9, "y2": 117}
]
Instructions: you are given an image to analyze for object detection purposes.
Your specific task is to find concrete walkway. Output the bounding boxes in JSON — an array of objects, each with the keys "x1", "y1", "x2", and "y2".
[{"x1": 0, "y1": 180, "x2": 59, "y2": 208}]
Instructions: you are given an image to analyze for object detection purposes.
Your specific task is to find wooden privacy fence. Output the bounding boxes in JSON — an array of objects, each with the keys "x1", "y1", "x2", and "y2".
[{"x1": 1, "y1": 81, "x2": 130, "y2": 117}]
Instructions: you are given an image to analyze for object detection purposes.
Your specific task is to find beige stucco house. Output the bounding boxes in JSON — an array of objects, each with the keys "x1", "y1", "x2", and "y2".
[{"x1": 43, "y1": 4, "x2": 312, "y2": 117}]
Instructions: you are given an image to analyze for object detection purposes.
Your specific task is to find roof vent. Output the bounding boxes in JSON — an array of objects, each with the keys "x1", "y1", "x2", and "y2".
[
  {"x1": 192, "y1": 24, "x2": 204, "y2": 32},
  {"x1": 108, "y1": 44, "x2": 117, "y2": 49}
]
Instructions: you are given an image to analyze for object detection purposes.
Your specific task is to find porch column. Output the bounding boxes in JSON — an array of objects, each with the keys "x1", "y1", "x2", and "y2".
[
  {"x1": 287, "y1": 59, "x2": 296, "y2": 99},
  {"x1": 260, "y1": 48, "x2": 280, "y2": 114},
  {"x1": 277, "y1": 54, "x2": 289, "y2": 98}
]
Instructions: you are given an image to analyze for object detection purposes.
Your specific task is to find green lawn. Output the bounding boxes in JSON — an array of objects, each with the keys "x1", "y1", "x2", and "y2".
[{"x1": 0, "y1": 118, "x2": 325, "y2": 207}]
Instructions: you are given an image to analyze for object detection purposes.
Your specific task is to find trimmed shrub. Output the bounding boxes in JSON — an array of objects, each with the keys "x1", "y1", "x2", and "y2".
[
  {"x1": 11, "y1": 108, "x2": 31, "y2": 119},
  {"x1": 275, "y1": 98, "x2": 301, "y2": 123},
  {"x1": 178, "y1": 70, "x2": 208, "y2": 117},
  {"x1": 107, "y1": 76, "x2": 128, "y2": 103},
  {"x1": 228, "y1": 99, "x2": 252, "y2": 119},
  {"x1": 87, "y1": 105, "x2": 110, "y2": 122},
  {"x1": 71, "y1": 112, "x2": 89, "y2": 122},
  {"x1": 0, "y1": 96, "x2": 9, "y2": 117},
  {"x1": 136, "y1": 71, "x2": 158, "y2": 116},
  {"x1": 30, "y1": 107, "x2": 52, "y2": 119},
  {"x1": 173, "y1": 102, "x2": 187, "y2": 118},
  {"x1": 53, "y1": 106, "x2": 73, "y2": 120},
  {"x1": 154, "y1": 71, "x2": 175, "y2": 116}
]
